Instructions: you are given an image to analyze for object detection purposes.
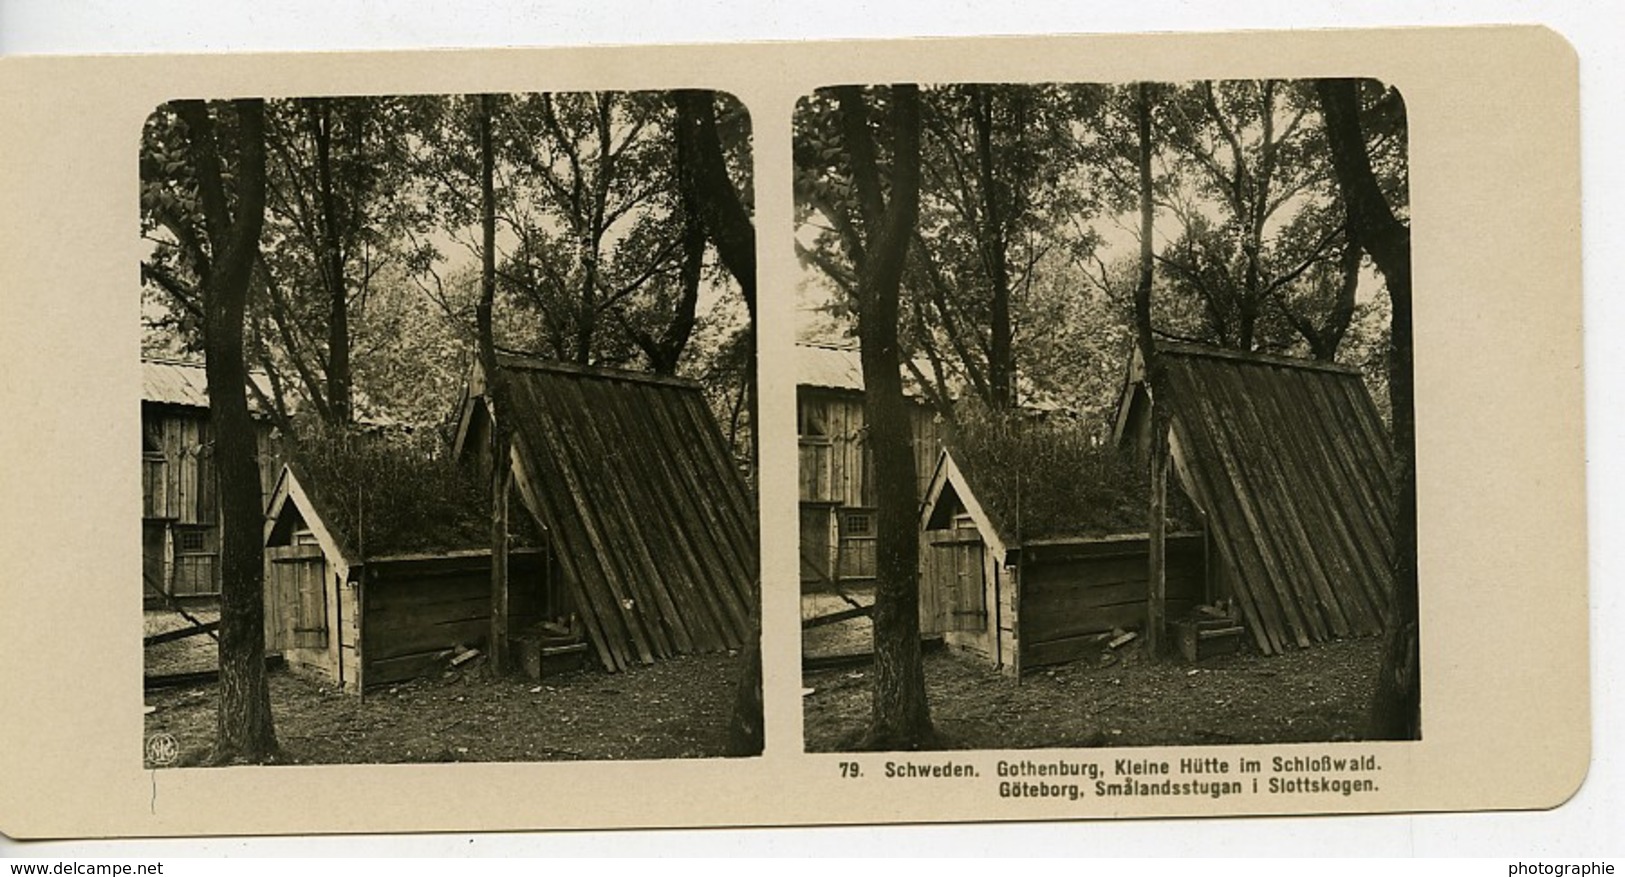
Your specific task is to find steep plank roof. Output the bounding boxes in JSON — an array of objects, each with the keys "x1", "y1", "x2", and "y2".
[
  {"x1": 482, "y1": 355, "x2": 758, "y2": 672},
  {"x1": 1128, "y1": 343, "x2": 1395, "y2": 654}
]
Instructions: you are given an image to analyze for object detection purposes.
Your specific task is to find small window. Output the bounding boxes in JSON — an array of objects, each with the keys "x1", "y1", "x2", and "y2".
[
  {"x1": 142, "y1": 418, "x2": 164, "y2": 458},
  {"x1": 841, "y1": 510, "x2": 874, "y2": 538},
  {"x1": 175, "y1": 527, "x2": 208, "y2": 554},
  {"x1": 798, "y1": 404, "x2": 827, "y2": 438}
]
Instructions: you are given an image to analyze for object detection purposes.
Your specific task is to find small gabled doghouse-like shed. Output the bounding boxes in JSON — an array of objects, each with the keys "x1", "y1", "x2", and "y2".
[
  {"x1": 456, "y1": 355, "x2": 758, "y2": 673},
  {"x1": 1114, "y1": 343, "x2": 1395, "y2": 655},
  {"x1": 918, "y1": 447, "x2": 1207, "y2": 675},
  {"x1": 262, "y1": 464, "x2": 562, "y2": 691}
]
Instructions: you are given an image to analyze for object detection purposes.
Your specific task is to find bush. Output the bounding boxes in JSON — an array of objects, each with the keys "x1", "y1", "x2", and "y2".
[
  {"x1": 949, "y1": 400, "x2": 1196, "y2": 542},
  {"x1": 287, "y1": 422, "x2": 527, "y2": 557}
]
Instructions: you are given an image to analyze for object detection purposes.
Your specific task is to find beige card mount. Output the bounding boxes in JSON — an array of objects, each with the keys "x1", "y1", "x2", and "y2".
[{"x1": 0, "y1": 25, "x2": 1585, "y2": 838}]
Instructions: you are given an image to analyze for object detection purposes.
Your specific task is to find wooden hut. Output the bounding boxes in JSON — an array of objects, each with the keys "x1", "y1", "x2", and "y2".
[
  {"x1": 1113, "y1": 343, "x2": 1395, "y2": 655},
  {"x1": 917, "y1": 447, "x2": 1208, "y2": 674},
  {"x1": 142, "y1": 358, "x2": 281, "y2": 600},
  {"x1": 455, "y1": 355, "x2": 758, "y2": 673},
  {"x1": 796, "y1": 343, "x2": 951, "y2": 588},
  {"x1": 261, "y1": 463, "x2": 564, "y2": 691}
]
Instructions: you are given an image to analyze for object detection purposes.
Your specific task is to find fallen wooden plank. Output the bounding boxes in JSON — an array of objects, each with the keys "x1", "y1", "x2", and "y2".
[
  {"x1": 802, "y1": 637, "x2": 943, "y2": 671},
  {"x1": 801, "y1": 604, "x2": 873, "y2": 630},
  {"x1": 144, "y1": 656, "x2": 284, "y2": 691},
  {"x1": 144, "y1": 620, "x2": 220, "y2": 647}
]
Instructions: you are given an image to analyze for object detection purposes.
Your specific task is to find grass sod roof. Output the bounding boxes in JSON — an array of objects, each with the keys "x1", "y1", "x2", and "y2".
[
  {"x1": 933, "y1": 405, "x2": 1200, "y2": 546},
  {"x1": 277, "y1": 429, "x2": 539, "y2": 560}
]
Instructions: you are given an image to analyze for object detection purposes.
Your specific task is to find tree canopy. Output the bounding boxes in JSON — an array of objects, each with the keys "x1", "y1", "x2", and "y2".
[
  {"x1": 141, "y1": 90, "x2": 755, "y2": 457},
  {"x1": 794, "y1": 79, "x2": 1406, "y2": 427}
]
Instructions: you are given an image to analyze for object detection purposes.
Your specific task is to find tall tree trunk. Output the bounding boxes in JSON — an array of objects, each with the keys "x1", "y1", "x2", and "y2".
[
  {"x1": 836, "y1": 84, "x2": 933, "y2": 749},
  {"x1": 973, "y1": 87, "x2": 1015, "y2": 409},
  {"x1": 175, "y1": 98, "x2": 278, "y2": 764},
  {"x1": 1318, "y1": 237, "x2": 1362, "y2": 361},
  {"x1": 307, "y1": 99, "x2": 353, "y2": 425},
  {"x1": 673, "y1": 90, "x2": 756, "y2": 317},
  {"x1": 1133, "y1": 83, "x2": 1170, "y2": 658},
  {"x1": 476, "y1": 93, "x2": 512, "y2": 675},
  {"x1": 1317, "y1": 78, "x2": 1418, "y2": 741},
  {"x1": 673, "y1": 89, "x2": 763, "y2": 755}
]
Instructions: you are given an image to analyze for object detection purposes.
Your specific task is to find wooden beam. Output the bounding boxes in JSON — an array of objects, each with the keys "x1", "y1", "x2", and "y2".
[
  {"x1": 1146, "y1": 423, "x2": 1169, "y2": 656},
  {"x1": 143, "y1": 620, "x2": 220, "y2": 647},
  {"x1": 801, "y1": 604, "x2": 872, "y2": 629}
]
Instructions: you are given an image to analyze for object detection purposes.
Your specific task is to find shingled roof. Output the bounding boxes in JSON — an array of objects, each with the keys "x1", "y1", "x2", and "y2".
[
  {"x1": 463, "y1": 355, "x2": 758, "y2": 673},
  {"x1": 1119, "y1": 343, "x2": 1396, "y2": 655}
]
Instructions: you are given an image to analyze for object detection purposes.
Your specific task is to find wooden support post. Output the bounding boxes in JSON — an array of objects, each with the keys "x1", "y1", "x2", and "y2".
[
  {"x1": 1147, "y1": 424, "x2": 1169, "y2": 657},
  {"x1": 490, "y1": 462, "x2": 511, "y2": 674}
]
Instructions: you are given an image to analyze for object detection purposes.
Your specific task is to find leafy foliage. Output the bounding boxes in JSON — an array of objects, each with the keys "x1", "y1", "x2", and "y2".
[
  {"x1": 948, "y1": 400, "x2": 1197, "y2": 542},
  {"x1": 796, "y1": 79, "x2": 1408, "y2": 422},
  {"x1": 142, "y1": 90, "x2": 755, "y2": 443},
  {"x1": 288, "y1": 422, "x2": 535, "y2": 557}
]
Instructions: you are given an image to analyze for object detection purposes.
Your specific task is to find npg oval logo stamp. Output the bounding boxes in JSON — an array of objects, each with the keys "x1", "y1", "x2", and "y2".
[{"x1": 145, "y1": 732, "x2": 179, "y2": 766}]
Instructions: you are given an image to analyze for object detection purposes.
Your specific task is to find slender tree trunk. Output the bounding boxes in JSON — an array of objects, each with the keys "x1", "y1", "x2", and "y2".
[
  {"x1": 1317, "y1": 78, "x2": 1418, "y2": 740},
  {"x1": 835, "y1": 84, "x2": 933, "y2": 749},
  {"x1": 175, "y1": 98, "x2": 278, "y2": 763},
  {"x1": 476, "y1": 94, "x2": 512, "y2": 675},
  {"x1": 1318, "y1": 237, "x2": 1362, "y2": 361},
  {"x1": 1133, "y1": 83, "x2": 1170, "y2": 657},
  {"x1": 674, "y1": 88, "x2": 763, "y2": 755},
  {"x1": 974, "y1": 87, "x2": 1015, "y2": 409},
  {"x1": 308, "y1": 99, "x2": 352, "y2": 424},
  {"x1": 673, "y1": 90, "x2": 756, "y2": 317}
]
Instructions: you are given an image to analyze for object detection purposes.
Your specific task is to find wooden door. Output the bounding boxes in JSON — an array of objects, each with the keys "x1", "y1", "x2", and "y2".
[
  {"x1": 922, "y1": 532, "x2": 987, "y2": 634},
  {"x1": 267, "y1": 545, "x2": 329, "y2": 650},
  {"x1": 946, "y1": 539, "x2": 988, "y2": 631},
  {"x1": 142, "y1": 521, "x2": 167, "y2": 597},
  {"x1": 799, "y1": 505, "x2": 835, "y2": 588}
]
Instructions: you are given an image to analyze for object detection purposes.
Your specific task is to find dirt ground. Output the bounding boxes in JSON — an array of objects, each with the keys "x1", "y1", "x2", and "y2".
[
  {"x1": 803, "y1": 636, "x2": 1383, "y2": 751},
  {"x1": 144, "y1": 604, "x2": 222, "y2": 676},
  {"x1": 144, "y1": 638, "x2": 746, "y2": 767}
]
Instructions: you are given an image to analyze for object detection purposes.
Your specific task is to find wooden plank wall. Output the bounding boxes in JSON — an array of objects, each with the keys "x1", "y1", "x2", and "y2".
[
  {"x1": 799, "y1": 505, "x2": 835, "y2": 587},
  {"x1": 143, "y1": 406, "x2": 284, "y2": 597},
  {"x1": 143, "y1": 411, "x2": 210, "y2": 524},
  {"x1": 362, "y1": 552, "x2": 549, "y2": 688},
  {"x1": 1018, "y1": 534, "x2": 1206, "y2": 670},
  {"x1": 796, "y1": 390, "x2": 950, "y2": 508},
  {"x1": 920, "y1": 527, "x2": 989, "y2": 637}
]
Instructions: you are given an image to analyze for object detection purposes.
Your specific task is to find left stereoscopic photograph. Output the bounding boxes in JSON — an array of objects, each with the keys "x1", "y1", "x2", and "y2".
[{"x1": 138, "y1": 91, "x2": 762, "y2": 767}]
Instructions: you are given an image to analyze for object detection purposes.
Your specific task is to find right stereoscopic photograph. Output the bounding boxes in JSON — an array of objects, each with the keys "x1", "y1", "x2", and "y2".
[{"x1": 793, "y1": 80, "x2": 1416, "y2": 753}]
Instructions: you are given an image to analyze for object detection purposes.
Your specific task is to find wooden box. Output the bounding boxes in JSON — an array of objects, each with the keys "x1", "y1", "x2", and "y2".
[
  {"x1": 516, "y1": 638, "x2": 589, "y2": 680},
  {"x1": 1176, "y1": 617, "x2": 1245, "y2": 662}
]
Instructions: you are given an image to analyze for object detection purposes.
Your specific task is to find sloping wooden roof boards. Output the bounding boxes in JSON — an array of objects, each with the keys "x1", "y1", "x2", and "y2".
[
  {"x1": 1123, "y1": 343, "x2": 1395, "y2": 655},
  {"x1": 142, "y1": 357, "x2": 276, "y2": 411},
  {"x1": 471, "y1": 356, "x2": 758, "y2": 673}
]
